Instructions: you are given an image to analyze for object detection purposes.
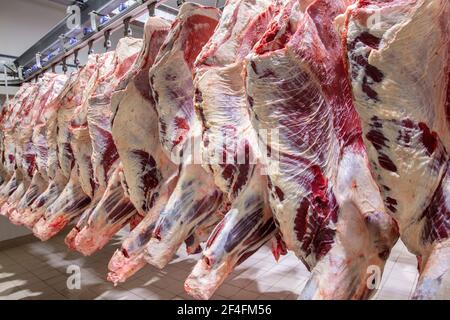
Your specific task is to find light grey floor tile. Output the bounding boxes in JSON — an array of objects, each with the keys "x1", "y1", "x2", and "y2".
[{"x1": 0, "y1": 237, "x2": 425, "y2": 300}]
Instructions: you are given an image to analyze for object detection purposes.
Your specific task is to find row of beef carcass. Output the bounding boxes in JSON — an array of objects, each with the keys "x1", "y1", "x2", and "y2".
[{"x1": 0, "y1": 0, "x2": 449, "y2": 300}]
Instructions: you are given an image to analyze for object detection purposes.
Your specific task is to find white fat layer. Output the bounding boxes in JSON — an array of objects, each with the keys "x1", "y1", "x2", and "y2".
[
  {"x1": 195, "y1": 61, "x2": 260, "y2": 196},
  {"x1": 195, "y1": 0, "x2": 272, "y2": 67},
  {"x1": 149, "y1": 5, "x2": 220, "y2": 162}
]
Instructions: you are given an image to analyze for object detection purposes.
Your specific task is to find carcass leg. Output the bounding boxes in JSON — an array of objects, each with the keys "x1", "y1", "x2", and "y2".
[
  {"x1": 73, "y1": 166, "x2": 137, "y2": 256},
  {"x1": 300, "y1": 144, "x2": 398, "y2": 299},
  {"x1": 0, "y1": 171, "x2": 21, "y2": 212},
  {"x1": 9, "y1": 172, "x2": 47, "y2": 225},
  {"x1": 2, "y1": 174, "x2": 30, "y2": 219},
  {"x1": 65, "y1": 204, "x2": 96, "y2": 250},
  {"x1": 413, "y1": 166, "x2": 450, "y2": 299},
  {"x1": 413, "y1": 239, "x2": 450, "y2": 300},
  {"x1": 33, "y1": 166, "x2": 91, "y2": 241},
  {"x1": 21, "y1": 170, "x2": 68, "y2": 229},
  {"x1": 144, "y1": 162, "x2": 222, "y2": 269},
  {"x1": 184, "y1": 212, "x2": 223, "y2": 255},
  {"x1": 107, "y1": 175, "x2": 178, "y2": 285},
  {"x1": 185, "y1": 173, "x2": 276, "y2": 300}
]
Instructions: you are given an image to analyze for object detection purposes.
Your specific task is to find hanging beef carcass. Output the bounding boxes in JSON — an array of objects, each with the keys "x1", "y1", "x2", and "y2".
[
  {"x1": 142, "y1": 3, "x2": 223, "y2": 269},
  {"x1": 8, "y1": 74, "x2": 67, "y2": 224},
  {"x1": 150, "y1": 2, "x2": 221, "y2": 162},
  {"x1": 67, "y1": 37, "x2": 143, "y2": 255},
  {"x1": 19, "y1": 71, "x2": 84, "y2": 229},
  {"x1": 0, "y1": 103, "x2": 12, "y2": 186},
  {"x1": 63, "y1": 49, "x2": 129, "y2": 248},
  {"x1": 1, "y1": 79, "x2": 45, "y2": 215},
  {"x1": 0, "y1": 85, "x2": 35, "y2": 195},
  {"x1": 32, "y1": 53, "x2": 112, "y2": 240},
  {"x1": 7, "y1": 76, "x2": 62, "y2": 214},
  {"x1": 90, "y1": 38, "x2": 143, "y2": 191},
  {"x1": 244, "y1": 0, "x2": 398, "y2": 299},
  {"x1": 106, "y1": 17, "x2": 173, "y2": 284},
  {"x1": 0, "y1": 84, "x2": 33, "y2": 189},
  {"x1": 343, "y1": 0, "x2": 450, "y2": 299},
  {"x1": 2, "y1": 77, "x2": 55, "y2": 219},
  {"x1": 0, "y1": 83, "x2": 39, "y2": 209},
  {"x1": 110, "y1": 17, "x2": 173, "y2": 219},
  {"x1": 184, "y1": 0, "x2": 283, "y2": 300},
  {"x1": 0, "y1": 98, "x2": 13, "y2": 186}
]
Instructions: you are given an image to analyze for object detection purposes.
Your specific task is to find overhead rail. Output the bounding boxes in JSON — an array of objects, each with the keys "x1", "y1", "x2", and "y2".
[{"x1": 12, "y1": 0, "x2": 184, "y2": 83}]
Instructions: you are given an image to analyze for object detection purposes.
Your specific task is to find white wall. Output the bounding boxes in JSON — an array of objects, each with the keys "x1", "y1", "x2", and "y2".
[
  {"x1": 0, "y1": 0, "x2": 67, "y2": 57},
  {"x1": 0, "y1": 216, "x2": 32, "y2": 242},
  {"x1": 0, "y1": 0, "x2": 66, "y2": 99},
  {"x1": 0, "y1": 87, "x2": 18, "y2": 104}
]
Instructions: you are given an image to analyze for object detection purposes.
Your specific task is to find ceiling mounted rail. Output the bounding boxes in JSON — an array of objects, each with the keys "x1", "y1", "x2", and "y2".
[
  {"x1": 13, "y1": 0, "x2": 180, "y2": 83},
  {"x1": 10, "y1": 0, "x2": 225, "y2": 84}
]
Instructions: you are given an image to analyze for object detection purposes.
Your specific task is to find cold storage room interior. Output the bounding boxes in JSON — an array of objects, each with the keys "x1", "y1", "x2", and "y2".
[{"x1": 0, "y1": 0, "x2": 448, "y2": 301}]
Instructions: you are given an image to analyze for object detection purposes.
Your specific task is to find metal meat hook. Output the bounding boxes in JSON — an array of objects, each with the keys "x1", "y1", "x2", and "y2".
[
  {"x1": 104, "y1": 29, "x2": 112, "y2": 51},
  {"x1": 88, "y1": 40, "x2": 94, "y2": 54},
  {"x1": 74, "y1": 49, "x2": 80, "y2": 68},
  {"x1": 62, "y1": 57, "x2": 68, "y2": 74},
  {"x1": 147, "y1": 1, "x2": 156, "y2": 17},
  {"x1": 124, "y1": 17, "x2": 132, "y2": 37}
]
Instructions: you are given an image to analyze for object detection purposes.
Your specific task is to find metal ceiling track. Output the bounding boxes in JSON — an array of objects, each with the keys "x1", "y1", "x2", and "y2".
[{"x1": 13, "y1": 0, "x2": 180, "y2": 83}]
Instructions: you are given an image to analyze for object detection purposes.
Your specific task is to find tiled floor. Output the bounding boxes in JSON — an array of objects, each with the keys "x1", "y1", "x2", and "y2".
[{"x1": 0, "y1": 230, "x2": 419, "y2": 300}]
